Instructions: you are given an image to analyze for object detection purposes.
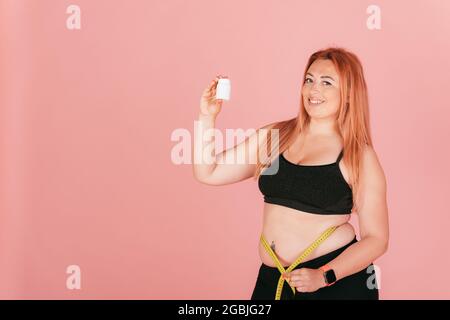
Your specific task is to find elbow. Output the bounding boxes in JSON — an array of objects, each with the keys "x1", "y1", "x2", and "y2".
[
  {"x1": 364, "y1": 235, "x2": 389, "y2": 255},
  {"x1": 376, "y1": 236, "x2": 389, "y2": 255},
  {"x1": 194, "y1": 176, "x2": 210, "y2": 185},
  {"x1": 381, "y1": 230, "x2": 389, "y2": 253},
  {"x1": 193, "y1": 165, "x2": 221, "y2": 186},
  {"x1": 193, "y1": 172, "x2": 218, "y2": 186},
  {"x1": 193, "y1": 172, "x2": 207, "y2": 185},
  {"x1": 197, "y1": 178, "x2": 222, "y2": 186},
  {"x1": 192, "y1": 167, "x2": 207, "y2": 184},
  {"x1": 383, "y1": 237, "x2": 389, "y2": 254}
]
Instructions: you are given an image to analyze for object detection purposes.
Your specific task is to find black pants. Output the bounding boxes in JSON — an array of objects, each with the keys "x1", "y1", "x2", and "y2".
[{"x1": 251, "y1": 236, "x2": 379, "y2": 300}]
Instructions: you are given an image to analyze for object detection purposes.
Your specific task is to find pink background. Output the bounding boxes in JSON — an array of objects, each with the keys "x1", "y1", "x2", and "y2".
[{"x1": 1, "y1": 0, "x2": 449, "y2": 299}]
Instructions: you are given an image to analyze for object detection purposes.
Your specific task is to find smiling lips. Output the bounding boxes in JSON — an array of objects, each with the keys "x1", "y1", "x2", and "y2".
[{"x1": 309, "y1": 97, "x2": 325, "y2": 105}]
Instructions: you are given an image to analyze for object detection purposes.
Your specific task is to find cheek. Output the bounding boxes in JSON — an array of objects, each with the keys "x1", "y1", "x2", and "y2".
[
  {"x1": 301, "y1": 86, "x2": 310, "y2": 100},
  {"x1": 301, "y1": 86, "x2": 308, "y2": 95},
  {"x1": 325, "y1": 89, "x2": 340, "y2": 103}
]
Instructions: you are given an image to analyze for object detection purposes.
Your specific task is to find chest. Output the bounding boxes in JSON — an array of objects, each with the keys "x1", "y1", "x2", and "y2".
[{"x1": 283, "y1": 136, "x2": 352, "y2": 187}]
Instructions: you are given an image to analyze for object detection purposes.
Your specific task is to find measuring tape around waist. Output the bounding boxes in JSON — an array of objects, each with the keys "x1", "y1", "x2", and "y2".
[{"x1": 260, "y1": 225, "x2": 337, "y2": 300}]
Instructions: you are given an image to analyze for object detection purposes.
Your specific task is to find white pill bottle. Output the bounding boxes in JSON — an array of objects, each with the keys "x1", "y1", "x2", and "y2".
[{"x1": 215, "y1": 77, "x2": 231, "y2": 101}]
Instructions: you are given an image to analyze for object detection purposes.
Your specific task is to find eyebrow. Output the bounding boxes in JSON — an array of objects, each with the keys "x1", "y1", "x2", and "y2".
[{"x1": 306, "y1": 72, "x2": 336, "y2": 82}]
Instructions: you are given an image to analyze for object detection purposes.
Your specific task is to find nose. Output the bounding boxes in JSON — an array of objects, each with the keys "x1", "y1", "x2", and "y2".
[
  {"x1": 309, "y1": 85, "x2": 321, "y2": 95},
  {"x1": 310, "y1": 81, "x2": 323, "y2": 91}
]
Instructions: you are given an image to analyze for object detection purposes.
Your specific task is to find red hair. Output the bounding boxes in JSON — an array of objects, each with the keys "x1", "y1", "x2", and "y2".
[{"x1": 253, "y1": 46, "x2": 373, "y2": 214}]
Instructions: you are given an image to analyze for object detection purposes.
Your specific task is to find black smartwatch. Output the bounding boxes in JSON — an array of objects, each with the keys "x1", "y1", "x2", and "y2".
[{"x1": 320, "y1": 265, "x2": 337, "y2": 286}]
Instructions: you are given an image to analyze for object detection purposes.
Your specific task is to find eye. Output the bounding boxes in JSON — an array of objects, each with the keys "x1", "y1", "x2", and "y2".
[
  {"x1": 323, "y1": 81, "x2": 332, "y2": 86},
  {"x1": 304, "y1": 78, "x2": 312, "y2": 84}
]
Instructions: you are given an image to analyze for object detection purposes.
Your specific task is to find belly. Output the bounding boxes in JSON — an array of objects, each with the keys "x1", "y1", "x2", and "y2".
[{"x1": 259, "y1": 203, "x2": 355, "y2": 267}]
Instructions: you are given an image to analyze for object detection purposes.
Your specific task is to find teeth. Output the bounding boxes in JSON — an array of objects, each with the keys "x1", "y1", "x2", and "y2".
[{"x1": 309, "y1": 98, "x2": 324, "y2": 104}]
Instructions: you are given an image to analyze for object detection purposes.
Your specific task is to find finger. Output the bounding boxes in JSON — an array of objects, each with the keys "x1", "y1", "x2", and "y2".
[
  {"x1": 297, "y1": 284, "x2": 312, "y2": 292},
  {"x1": 297, "y1": 268, "x2": 308, "y2": 275},
  {"x1": 288, "y1": 275, "x2": 297, "y2": 282},
  {"x1": 206, "y1": 83, "x2": 218, "y2": 94},
  {"x1": 204, "y1": 84, "x2": 214, "y2": 93},
  {"x1": 209, "y1": 78, "x2": 218, "y2": 86},
  {"x1": 292, "y1": 276, "x2": 309, "y2": 286},
  {"x1": 297, "y1": 274, "x2": 308, "y2": 280},
  {"x1": 291, "y1": 269, "x2": 302, "y2": 276},
  {"x1": 210, "y1": 82, "x2": 218, "y2": 92},
  {"x1": 291, "y1": 273, "x2": 305, "y2": 280},
  {"x1": 288, "y1": 276, "x2": 301, "y2": 285},
  {"x1": 296, "y1": 285, "x2": 306, "y2": 292}
]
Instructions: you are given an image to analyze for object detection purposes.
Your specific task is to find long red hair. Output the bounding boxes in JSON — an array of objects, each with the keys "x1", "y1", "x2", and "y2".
[{"x1": 253, "y1": 47, "x2": 373, "y2": 214}]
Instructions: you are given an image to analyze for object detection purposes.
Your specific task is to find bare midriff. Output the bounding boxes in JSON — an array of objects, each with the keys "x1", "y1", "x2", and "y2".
[
  {"x1": 258, "y1": 131, "x2": 356, "y2": 267},
  {"x1": 258, "y1": 202, "x2": 355, "y2": 267}
]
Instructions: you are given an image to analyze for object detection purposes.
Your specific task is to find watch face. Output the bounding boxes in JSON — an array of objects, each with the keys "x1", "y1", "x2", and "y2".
[{"x1": 324, "y1": 269, "x2": 337, "y2": 284}]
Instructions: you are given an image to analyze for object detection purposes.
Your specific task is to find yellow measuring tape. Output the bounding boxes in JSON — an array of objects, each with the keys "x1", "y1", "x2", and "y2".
[{"x1": 260, "y1": 225, "x2": 337, "y2": 300}]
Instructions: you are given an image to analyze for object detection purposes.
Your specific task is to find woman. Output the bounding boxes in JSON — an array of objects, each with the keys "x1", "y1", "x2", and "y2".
[{"x1": 193, "y1": 47, "x2": 389, "y2": 300}]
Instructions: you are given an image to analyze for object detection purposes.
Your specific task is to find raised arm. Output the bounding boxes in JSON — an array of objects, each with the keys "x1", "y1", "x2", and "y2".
[{"x1": 192, "y1": 76, "x2": 276, "y2": 186}]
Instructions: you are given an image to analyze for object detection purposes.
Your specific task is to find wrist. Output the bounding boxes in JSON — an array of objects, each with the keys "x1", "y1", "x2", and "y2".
[
  {"x1": 198, "y1": 112, "x2": 217, "y2": 121},
  {"x1": 319, "y1": 270, "x2": 328, "y2": 288},
  {"x1": 319, "y1": 264, "x2": 337, "y2": 287}
]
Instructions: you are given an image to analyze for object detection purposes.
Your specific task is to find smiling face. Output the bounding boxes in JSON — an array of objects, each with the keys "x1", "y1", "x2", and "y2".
[{"x1": 302, "y1": 59, "x2": 341, "y2": 120}]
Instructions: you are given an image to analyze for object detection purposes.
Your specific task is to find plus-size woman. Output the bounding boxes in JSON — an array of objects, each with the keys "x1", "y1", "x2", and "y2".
[{"x1": 193, "y1": 47, "x2": 389, "y2": 300}]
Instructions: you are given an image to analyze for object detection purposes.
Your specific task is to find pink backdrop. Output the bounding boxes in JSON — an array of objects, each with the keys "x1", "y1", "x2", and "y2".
[{"x1": 1, "y1": 0, "x2": 449, "y2": 299}]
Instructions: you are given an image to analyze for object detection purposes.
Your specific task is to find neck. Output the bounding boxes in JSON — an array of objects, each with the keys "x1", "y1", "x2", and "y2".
[{"x1": 306, "y1": 118, "x2": 340, "y2": 137}]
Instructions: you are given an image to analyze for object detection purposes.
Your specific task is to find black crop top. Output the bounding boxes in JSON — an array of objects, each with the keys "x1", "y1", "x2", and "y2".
[{"x1": 258, "y1": 149, "x2": 353, "y2": 215}]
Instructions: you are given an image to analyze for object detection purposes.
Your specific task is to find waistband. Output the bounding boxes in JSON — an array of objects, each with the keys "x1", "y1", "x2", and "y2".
[{"x1": 261, "y1": 236, "x2": 358, "y2": 271}]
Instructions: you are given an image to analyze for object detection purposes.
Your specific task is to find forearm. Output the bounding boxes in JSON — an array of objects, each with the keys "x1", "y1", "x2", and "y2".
[
  {"x1": 192, "y1": 113, "x2": 218, "y2": 179},
  {"x1": 326, "y1": 236, "x2": 388, "y2": 282}
]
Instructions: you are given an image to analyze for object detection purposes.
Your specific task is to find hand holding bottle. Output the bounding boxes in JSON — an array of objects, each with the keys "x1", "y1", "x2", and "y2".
[{"x1": 199, "y1": 75, "x2": 228, "y2": 117}]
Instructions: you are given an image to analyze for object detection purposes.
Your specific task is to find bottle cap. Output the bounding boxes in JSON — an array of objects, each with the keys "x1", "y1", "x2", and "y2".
[{"x1": 218, "y1": 78, "x2": 230, "y2": 84}]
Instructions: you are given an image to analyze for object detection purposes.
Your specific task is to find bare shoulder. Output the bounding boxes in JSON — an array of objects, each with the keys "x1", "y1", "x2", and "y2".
[
  {"x1": 252, "y1": 121, "x2": 278, "y2": 145},
  {"x1": 258, "y1": 121, "x2": 278, "y2": 132}
]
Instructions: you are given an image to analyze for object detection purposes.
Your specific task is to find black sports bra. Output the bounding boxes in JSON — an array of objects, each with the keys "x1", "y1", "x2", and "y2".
[{"x1": 258, "y1": 149, "x2": 353, "y2": 215}]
